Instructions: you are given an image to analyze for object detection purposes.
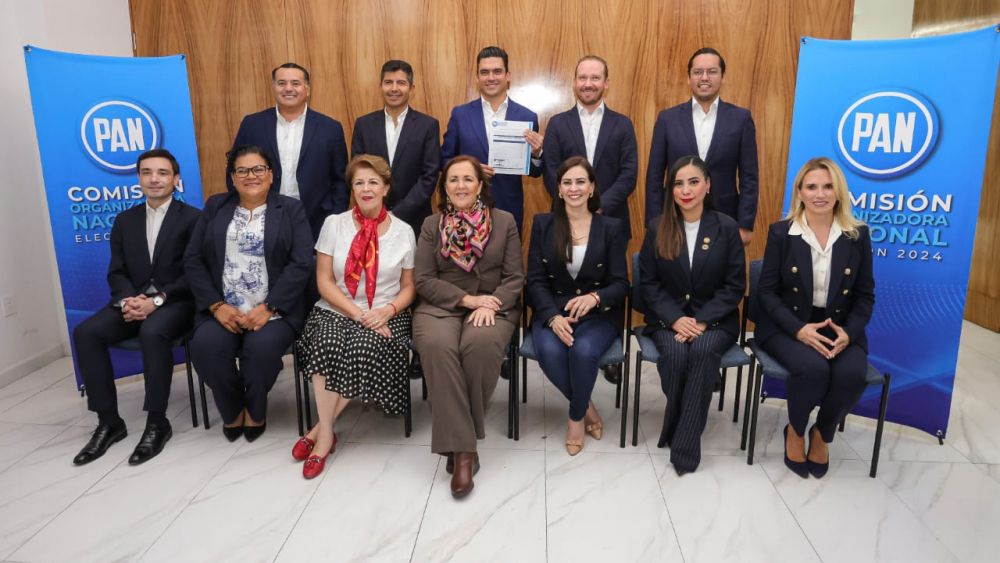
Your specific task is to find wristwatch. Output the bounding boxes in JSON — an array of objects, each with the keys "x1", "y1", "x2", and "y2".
[{"x1": 152, "y1": 294, "x2": 165, "y2": 307}]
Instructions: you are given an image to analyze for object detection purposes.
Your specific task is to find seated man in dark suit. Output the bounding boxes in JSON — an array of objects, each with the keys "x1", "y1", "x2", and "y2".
[
  {"x1": 351, "y1": 59, "x2": 441, "y2": 232},
  {"x1": 441, "y1": 46, "x2": 544, "y2": 230},
  {"x1": 542, "y1": 55, "x2": 638, "y2": 239},
  {"x1": 231, "y1": 62, "x2": 348, "y2": 241},
  {"x1": 645, "y1": 47, "x2": 759, "y2": 246},
  {"x1": 72, "y1": 149, "x2": 200, "y2": 466}
]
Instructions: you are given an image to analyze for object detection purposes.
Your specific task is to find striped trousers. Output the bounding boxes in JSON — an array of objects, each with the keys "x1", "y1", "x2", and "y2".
[{"x1": 650, "y1": 327, "x2": 732, "y2": 472}]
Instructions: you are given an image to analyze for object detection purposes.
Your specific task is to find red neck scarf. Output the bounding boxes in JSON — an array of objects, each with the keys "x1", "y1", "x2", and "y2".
[{"x1": 344, "y1": 205, "x2": 387, "y2": 307}]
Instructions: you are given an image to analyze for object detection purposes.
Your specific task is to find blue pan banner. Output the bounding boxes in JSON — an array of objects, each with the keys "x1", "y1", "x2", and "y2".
[
  {"x1": 24, "y1": 46, "x2": 204, "y2": 389},
  {"x1": 769, "y1": 26, "x2": 1000, "y2": 438}
]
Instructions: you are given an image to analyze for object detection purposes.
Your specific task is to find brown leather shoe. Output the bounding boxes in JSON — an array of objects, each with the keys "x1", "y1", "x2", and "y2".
[{"x1": 450, "y1": 452, "x2": 479, "y2": 499}]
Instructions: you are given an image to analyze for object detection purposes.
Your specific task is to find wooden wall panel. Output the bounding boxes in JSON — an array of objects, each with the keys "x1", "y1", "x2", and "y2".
[
  {"x1": 130, "y1": 0, "x2": 853, "y2": 266},
  {"x1": 913, "y1": 1, "x2": 1000, "y2": 331}
]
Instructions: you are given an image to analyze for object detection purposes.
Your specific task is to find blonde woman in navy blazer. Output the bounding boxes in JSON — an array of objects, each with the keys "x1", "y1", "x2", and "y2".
[
  {"x1": 527, "y1": 156, "x2": 628, "y2": 456},
  {"x1": 757, "y1": 157, "x2": 874, "y2": 479},
  {"x1": 639, "y1": 155, "x2": 745, "y2": 475}
]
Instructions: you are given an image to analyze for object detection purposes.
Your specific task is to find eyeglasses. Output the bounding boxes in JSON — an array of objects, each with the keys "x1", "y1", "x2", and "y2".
[
  {"x1": 690, "y1": 68, "x2": 721, "y2": 78},
  {"x1": 233, "y1": 165, "x2": 270, "y2": 178}
]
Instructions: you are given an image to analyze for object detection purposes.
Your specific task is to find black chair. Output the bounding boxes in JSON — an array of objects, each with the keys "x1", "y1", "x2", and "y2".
[
  {"x1": 741, "y1": 259, "x2": 891, "y2": 478},
  {"x1": 109, "y1": 335, "x2": 206, "y2": 429},
  {"x1": 628, "y1": 252, "x2": 751, "y2": 447},
  {"x1": 517, "y1": 300, "x2": 631, "y2": 447}
]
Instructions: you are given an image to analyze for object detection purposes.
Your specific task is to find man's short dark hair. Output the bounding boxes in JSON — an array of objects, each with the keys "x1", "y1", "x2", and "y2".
[
  {"x1": 380, "y1": 59, "x2": 414, "y2": 84},
  {"x1": 136, "y1": 149, "x2": 180, "y2": 175},
  {"x1": 476, "y1": 46, "x2": 509, "y2": 72},
  {"x1": 272, "y1": 62, "x2": 310, "y2": 84},
  {"x1": 576, "y1": 55, "x2": 609, "y2": 79},
  {"x1": 687, "y1": 47, "x2": 726, "y2": 75}
]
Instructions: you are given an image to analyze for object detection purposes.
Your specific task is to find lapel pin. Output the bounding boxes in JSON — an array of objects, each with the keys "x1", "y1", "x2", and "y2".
[{"x1": 791, "y1": 266, "x2": 798, "y2": 273}]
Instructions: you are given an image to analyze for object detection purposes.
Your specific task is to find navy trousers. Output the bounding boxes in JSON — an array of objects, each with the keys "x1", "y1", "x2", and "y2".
[{"x1": 533, "y1": 317, "x2": 617, "y2": 421}]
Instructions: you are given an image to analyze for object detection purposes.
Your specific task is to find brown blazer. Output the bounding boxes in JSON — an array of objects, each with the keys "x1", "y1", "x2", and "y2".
[{"x1": 414, "y1": 209, "x2": 524, "y2": 323}]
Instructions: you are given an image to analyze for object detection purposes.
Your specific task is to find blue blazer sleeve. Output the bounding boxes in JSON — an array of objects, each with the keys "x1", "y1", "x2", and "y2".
[
  {"x1": 693, "y1": 220, "x2": 746, "y2": 324},
  {"x1": 598, "y1": 115, "x2": 638, "y2": 220},
  {"x1": 645, "y1": 110, "x2": 669, "y2": 228},
  {"x1": 758, "y1": 222, "x2": 807, "y2": 337},
  {"x1": 393, "y1": 117, "x2": 441, "y2": 220},
  {"x1": 736, "y1": 112, "x2": 760, "y2": 231},
  {"x1": 844, "y1": 227, "x2": 875, "y2": 345},
  {"x1": 440, "y1": 108, "x2": 460, "y2": 170},
  {"x1": 329, "y1": 121, "x2": 349, "y2": 214},
  {"x1": 526, "y1": 217, "x2": 560, "y2": 322},
  {"x1": 638, "y1": 231, "x2": 685, "y2": 326}
]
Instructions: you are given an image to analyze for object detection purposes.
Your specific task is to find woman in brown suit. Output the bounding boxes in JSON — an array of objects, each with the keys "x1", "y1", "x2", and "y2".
[{"x1": 412, "y1": 155, "x2": 524, "y2": 499}]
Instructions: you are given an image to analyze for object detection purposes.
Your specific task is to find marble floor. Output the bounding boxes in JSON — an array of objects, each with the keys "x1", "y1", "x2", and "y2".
[{"x1": 0, "y1": 321, "x2": 998, "y2": 563}]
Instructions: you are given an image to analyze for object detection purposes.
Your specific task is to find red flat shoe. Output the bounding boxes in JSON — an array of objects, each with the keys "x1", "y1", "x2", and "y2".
[
  {"x1": 292, "y1": 437, "x2": 315, "y2": 461},
  {"x1": 303, "y1": 454, "x2": 329, "y2": 479}
]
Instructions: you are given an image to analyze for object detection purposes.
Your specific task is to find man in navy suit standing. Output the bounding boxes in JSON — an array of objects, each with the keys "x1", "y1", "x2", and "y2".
[
  {"x1": 441, "y1": 46, "x2": 544, "y2": 230},
  {"x1": 645, "y1": 48, "x2": 759, "y2": 246},
  {"x1": 543, "y1": 55, "x2": 638, "y2": 239},
  {"x1": 352, "y1": 59, "x2": 440, "y2": 233},
  {"x1": 231, "y1": 62, "x2": 348, "y2": 241}
]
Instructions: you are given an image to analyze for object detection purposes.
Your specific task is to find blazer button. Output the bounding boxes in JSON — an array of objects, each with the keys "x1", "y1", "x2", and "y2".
[
  {"x1": 844, "y1": 267, "x2": 851, "y2": 275},
  {"x1": 556, "y1": 290, "x2": 563, "y2": 295},
  {"x1": 684, "y1": 293, "x2": 691, "y2": 300},
  {"x1": 842, "y1": 289, "x2": 849, "y2": 295},
  {"x1": 792, "y1": 287, "x2": 799, "y2": 293},
  {"x1": 791, "y1": 266, "x2": 798, "y2": 273},
  {"x1": 548, "y1": 274, "x2": 555, "y2": 279},
  {"x1": 593, "y1": 281, "x2": 600, "y2": 286},
  {"x1": 603, "y1": 306, "x2": 611, "y2": 312},
  {"x1": 793, "y1": 305, "x2": 799, "y2": 311},
  {"x1": 576, "y1": 289, "x2": 582, "y2": 295},
  {"x1": 835, "y1": 309, "x2": 841, "y2": 313},
  {"x1": 597, "y1": 263, "x2": 604, "y2": 268},
  {"x1": 542, "y1": 258, "x2": 548, "y2": 263}
]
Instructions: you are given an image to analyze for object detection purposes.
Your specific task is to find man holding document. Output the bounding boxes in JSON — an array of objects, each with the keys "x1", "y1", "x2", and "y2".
[{"x1": 441, "y1": 46, "x2": 543, "y2": 230}]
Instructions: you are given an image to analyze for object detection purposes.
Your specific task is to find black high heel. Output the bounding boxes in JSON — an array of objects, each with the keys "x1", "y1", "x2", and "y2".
[
  {"x1": 806, "y1": 424, "x2": 830, "y2": 478},
  {"x1": 222, "y1": 425, "x2": 243, "y2": 442},
  {"x1": 784, "y1": 425, "x2": 809, "y2": 478}
]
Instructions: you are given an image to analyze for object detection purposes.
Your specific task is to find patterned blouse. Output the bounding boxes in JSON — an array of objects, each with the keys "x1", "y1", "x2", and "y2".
[{"x1": 223, "y1": 205, "x2": 269, "y2": 314}]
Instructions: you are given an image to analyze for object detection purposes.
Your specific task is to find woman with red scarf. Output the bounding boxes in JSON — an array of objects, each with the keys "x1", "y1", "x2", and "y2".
[
  {"x1": 412, "y1": 155, "x2": 524, "y2": 499},
  {"x1": 292, "y1": 155, "x2": 416, "y2": 479}
]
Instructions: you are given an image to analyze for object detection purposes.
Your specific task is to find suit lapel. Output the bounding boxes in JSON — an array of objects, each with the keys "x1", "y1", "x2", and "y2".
[
  {"x1": 680, "y1": 101, "x2": 699, "y2": 155},
  {"x1": 298, "y1": 110, "x2": 318, "y2": 168},
  {"x1": 689, "y1": 212, "x2": 719, "y2": 283},
  {"x1": 392, "y1": 110, "x2": 414, "y2": 163},
  {"x1": 264, "y1": 111, "x2": 280, "y2": 176},
  {"x1": 149, "y1": 200, "x2": 179, "y2": 268},
  {"x1": 576, "y1": 214, "x2": 601, "y2": 279},
  {"x1": 264, "y1": 195, "x2": 281, "y2": 272},
  {"x1": 214, "y1": 197, "x2": 237, "y2": 274},
  {"x1": 789, "y1": 235, "x2": 815, "y2": 307},
  {"x1": 469, "y1": 100, "x2": 490, "y2": 157},
  {"x1": 704, "y1": 101, "x2": 727, "y2": 163},
  {"x1": 566, "y1": 108, "x2": 588, "y2": 157},
  {"x1": 592, "y1": 109, "x2": 614, "y2": 167},
  {"x1": 826, "y1": 236, "x2": 851, "y2": 310}
]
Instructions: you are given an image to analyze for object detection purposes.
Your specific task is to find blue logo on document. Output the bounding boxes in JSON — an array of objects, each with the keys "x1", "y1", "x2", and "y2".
[
  {"x1": 836, "y1": 90, "x2": 939, "y2": 179},
  {"x1": 80, "y1": 100, "x2": 161, "y2": 173}
]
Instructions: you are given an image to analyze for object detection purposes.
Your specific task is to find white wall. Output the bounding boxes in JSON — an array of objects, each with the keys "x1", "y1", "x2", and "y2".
[
  {"x1": 0, "y1": 0, "x2": 133, "y2": 387},
  {"x1": 853, "y1": 0, "x2": 915, "y2": 39}
]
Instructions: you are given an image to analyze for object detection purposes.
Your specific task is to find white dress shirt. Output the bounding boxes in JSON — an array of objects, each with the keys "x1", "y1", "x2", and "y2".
[
  {"x1": 275, "y1": 105, "x2": 307, "y2": 199},
  {"x1": 481, "y1": 96, "x2": 509, "y2": 144},
  {"x1": 789, "y1": 217, "x2": 843, "y2": 308},
  {"x1": 384, "y1": 106, "x2": 409, "y2": 165},
  {"x1": 145, "y1": 197, "x2": 172, "y2": 262},
  {"x1": 577, "y1": 101, "x2": 605, "y2": 164},
  {"x1": 691, "y1": 97, "x2": 719, "y2": 161}
]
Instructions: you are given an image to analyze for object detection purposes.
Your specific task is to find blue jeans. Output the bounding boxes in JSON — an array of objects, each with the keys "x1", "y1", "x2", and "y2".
[{"x1": 532, "y1": 317, "x2": 617, "y2": 421}]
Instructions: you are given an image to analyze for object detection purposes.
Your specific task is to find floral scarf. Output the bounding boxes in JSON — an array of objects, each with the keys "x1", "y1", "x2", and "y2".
[{"x1": 439, "y1": 199, "x2": 491, "y2": 272}]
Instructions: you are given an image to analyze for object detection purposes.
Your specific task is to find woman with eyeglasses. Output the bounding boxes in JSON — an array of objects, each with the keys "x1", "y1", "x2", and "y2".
[{"x1": 186, "y1": 145, "x2": 313, "y2": 442}]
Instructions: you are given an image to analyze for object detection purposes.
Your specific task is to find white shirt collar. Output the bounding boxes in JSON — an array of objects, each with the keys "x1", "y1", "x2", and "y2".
[
  {"x1": 691, "y1": 96, "x2": 719, "y2": 115},
  {"x1": 146, "y1": 197, "x2": 172, "y2": 215},
  {"x1": 275, "y1": 104, "x2": 308, "y2": 124},
  {"x1": 577, "y1": 100, "x2": 605, "y2": 117},
  {"x1": 481, "y1": 96, "x2": 509, "y2": 114},
  {"x1": 789, "y1": 216, "x2": 843, "y2": 253},
  {"x1": 384, "y1": 106, "x2": 409, "y2": 122}
]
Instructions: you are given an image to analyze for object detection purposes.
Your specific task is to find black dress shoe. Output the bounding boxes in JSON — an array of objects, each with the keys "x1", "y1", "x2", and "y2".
[
  {"x1": 244, "y1": 423, "x2": 267, "y2": 442},
  {"x1": 128, "y1": 423, "x2": 172, "y2": 465},
  {"x1": 73, "y1": 423, "x2": 127, "y2": 465},
  {"x1": 602, "y1": 365, "x2": 622, "y2": 385},
  {"x1": 222, "y1": 425, "x2": 244, "y2": 442},
  {"x1": 783, "y1": 425, "x2": 810, "y2": 479},
  {"x1": 807, "y1": 424, "x2": 830, "y2": 478}
]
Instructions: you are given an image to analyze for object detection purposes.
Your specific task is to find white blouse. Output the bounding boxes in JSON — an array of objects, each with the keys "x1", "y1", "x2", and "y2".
[
  {"x1": 567, "y1": 244, "x2": 587, "y2": 279},
  {"x1": 314, "y1": 210, "x2": 416, "y2": 314},
  {"x1": 223, "y1": 205, "x2": 269, "y2": 314},
  {"x1": 684, "y1": 220, "x2": 700, "y2": 264},
  {"x1": 789, "y1": 217, "x2": 843, "y2": 308}
]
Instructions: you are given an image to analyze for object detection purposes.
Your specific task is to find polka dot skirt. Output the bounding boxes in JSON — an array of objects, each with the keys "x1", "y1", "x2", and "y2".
[{"x1": 296, "y1": 306, "x2": 412, "y2": 415}]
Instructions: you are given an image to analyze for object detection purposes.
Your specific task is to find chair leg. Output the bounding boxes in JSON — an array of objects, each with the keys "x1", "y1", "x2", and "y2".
[
  {"x1": 718, "y1": 368, "x2": 727, "y2": 411},
  {"x1": 746, "y1": 364, "x2": 763, "y2": 465},
  {"x1": 199, "y1": 375, "x2": 210, "y2": 430},
  {"x1": 521, "y1": 356, "x2": 527, "y2": 404},
  {"x1": 619, "y1": 360, "x2": 629, "y2": 448},
  {"x1": 507, "y1": 355, "x2": 514, "y2": 439},
  {"x1": 421, "y1": 374, "x2": 428, "y2": 401},
  {"x1": 185, "y1": 341, "x2": 198, "y2": 428},
  {"x1": 631, "y1": 355, "x2": 642, "y2": 447},
  {"x1": 732, "y1": 365, "x2": 743, "y2": 423},
  {"x1": 514, "y1": 345, "x2": 520, "y2": 441},
  {"x1": 741, "y1": 357, "x2": 756, "y2": 450},
  {"x1": 870, "y1": 373, "x2": 891, "y2": 478},
  {"x1": 404, "y1": 364, "x2": 413, "y2": 438},
  {"x1": 293, "y1": 359, "x2": 305, "y2": 437}
]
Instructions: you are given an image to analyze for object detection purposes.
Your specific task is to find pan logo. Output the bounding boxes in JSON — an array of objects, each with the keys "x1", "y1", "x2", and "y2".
[
  {"x1": 80, "y1": 100, "x2": 160, "y2": 173},
  {"x1": 836, "y1": 90, "x2": 939, "y2": 179}
]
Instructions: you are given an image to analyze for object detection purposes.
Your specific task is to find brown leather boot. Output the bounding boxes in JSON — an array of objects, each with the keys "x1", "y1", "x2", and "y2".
[{"x1": 450, "y1": 452, "x2": 479, "y2": 498}]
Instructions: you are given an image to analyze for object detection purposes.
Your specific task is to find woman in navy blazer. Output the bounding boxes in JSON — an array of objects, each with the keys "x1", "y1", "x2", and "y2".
[
  {"x1": 527, "y1": 156, "x2": 628, "y2": 455},
  {"x1": 756, "y1": 157, "x2": 875, "y2": 478},
  {"x1": 186, "y1": 145, "x2": 313, "y2": 442},
  {"x1": 639, "y1": 155, "x2": 745, "y2": 475}
]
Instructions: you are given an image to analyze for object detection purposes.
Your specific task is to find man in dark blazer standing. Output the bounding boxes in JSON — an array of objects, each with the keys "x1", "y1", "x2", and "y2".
[
  {"x1": 645, "y1": 47, "x2": 759, "y2": 246},
  {"x1": 441, "y1": 46, "x2": 544, "y2": 230},
  {"x1": 231, "y1": 62, "x2": 348, "y2": 241},
  {"x1": 352, "y1": 59, "x2": 440, "y2": 232},
  {"x1": 543, "y1": 55, "x2": 638, "y2": 238},
  {"x1": 72, "y1": 149, "x2": 200, "y2": 467}
]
